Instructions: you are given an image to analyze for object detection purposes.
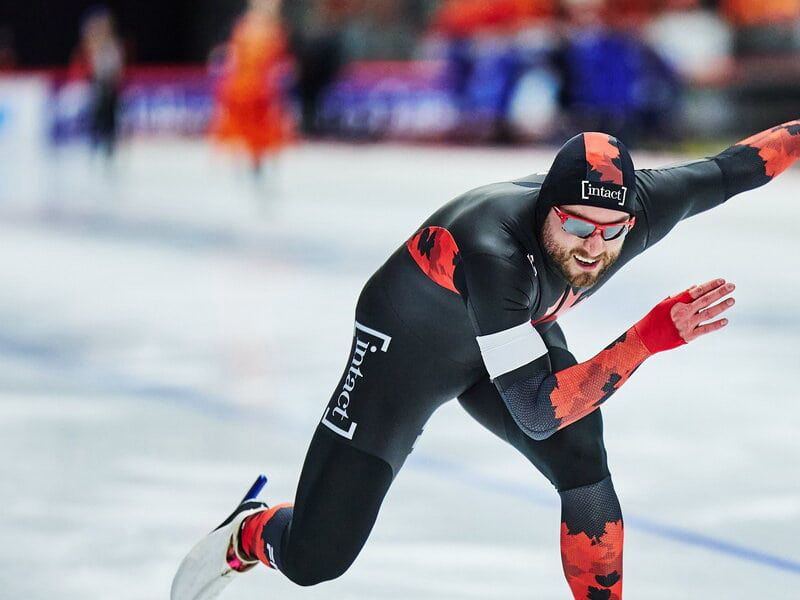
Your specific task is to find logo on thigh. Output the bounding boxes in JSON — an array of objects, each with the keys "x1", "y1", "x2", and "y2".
[{"x1": 320, "y1": 321, "x2": 392, "y2": 440}]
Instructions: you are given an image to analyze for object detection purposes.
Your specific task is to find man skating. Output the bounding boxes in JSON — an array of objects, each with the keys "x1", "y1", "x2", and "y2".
[{"x1": 173, "y1": 121, "x2": 799, "y2": 599}]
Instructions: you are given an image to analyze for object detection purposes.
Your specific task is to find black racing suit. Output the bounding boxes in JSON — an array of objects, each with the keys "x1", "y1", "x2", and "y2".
[{"x1": 249, "y1": 122, "x2": 800, "y2": 593}]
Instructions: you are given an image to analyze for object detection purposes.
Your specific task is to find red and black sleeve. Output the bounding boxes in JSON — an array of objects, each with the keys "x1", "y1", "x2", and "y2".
[
  {"x1": 491, "y1": 291, "x2": 692, "y2": 441},
  {"x1": 637, "y1": 119, "x2": 800, "y2": 249},
  {"x1": 713, "y1": 119, "x2": 800, "y2": 198},
  {"x1": 461, "y1": 245, "x2": 692, "y2": 441}
]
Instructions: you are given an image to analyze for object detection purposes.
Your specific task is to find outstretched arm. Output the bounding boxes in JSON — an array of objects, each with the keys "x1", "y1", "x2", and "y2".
[
  {"x1": 486, "y1": 279, "x2": 735, "y2": 440},
  {"x1": 638, "y1": 119, "x2": 800, "y2": 248},
  {"x1": 713, "y1": 119, "x2": 800, "y2": 198}
]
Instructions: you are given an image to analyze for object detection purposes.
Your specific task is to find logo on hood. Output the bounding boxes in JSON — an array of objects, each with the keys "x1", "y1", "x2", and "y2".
[{"x1": 581, "y1": 180, "x2": 627, "y2": 206}]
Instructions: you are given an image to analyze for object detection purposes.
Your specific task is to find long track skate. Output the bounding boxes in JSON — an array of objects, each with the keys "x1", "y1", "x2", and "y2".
[{"x1": 171, "y1": 475, "x2": 269, "y2": 600}]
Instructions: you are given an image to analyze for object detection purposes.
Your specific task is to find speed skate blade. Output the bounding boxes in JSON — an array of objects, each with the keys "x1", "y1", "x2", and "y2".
[
  {"x1": 240, "y1": 474, "x2": 267, "y2": 503},
  {"x1": 171, "y1": 475, "x2": 270, "y2": 600}
]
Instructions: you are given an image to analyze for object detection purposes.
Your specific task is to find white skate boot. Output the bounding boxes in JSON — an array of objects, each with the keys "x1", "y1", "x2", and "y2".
[{"x1": 171, "y1": 475, "x2": 269, "y2": 600}]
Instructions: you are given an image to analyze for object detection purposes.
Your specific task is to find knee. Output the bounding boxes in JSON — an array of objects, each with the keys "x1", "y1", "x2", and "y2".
[
  {"x1": 552, "y1": 435, "x2": 609, "y2": 491},
  {"x1": 286, "y1": 570, "x2": 339, "y2": 588},
  {"x1": 282, "y1": 547, "x2": 353, "y2": 587},
  {"x1": 559, "y1": 476, "x2": 623, "y2": 530},
  {"x1": 285, "y1": 563, "x2": 349, "y2": 588}
]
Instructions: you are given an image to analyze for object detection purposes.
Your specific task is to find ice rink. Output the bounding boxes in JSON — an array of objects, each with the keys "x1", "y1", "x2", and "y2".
[{"x1": 1, "y1": 139, "x2": 799, "y2": 599}]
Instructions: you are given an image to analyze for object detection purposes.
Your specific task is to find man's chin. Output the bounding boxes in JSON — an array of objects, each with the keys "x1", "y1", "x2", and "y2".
[
  {"x1": 559, "y1": 262, "x2": 605, "y2": 288},
  {"x1": 566, "y1": 271, "x2": 600, "y2": 289}
]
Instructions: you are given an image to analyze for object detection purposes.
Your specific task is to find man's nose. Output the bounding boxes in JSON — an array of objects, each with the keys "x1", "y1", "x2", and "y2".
[{"x1": 582, "y1": 231, "x2": 604, "y2": 256}]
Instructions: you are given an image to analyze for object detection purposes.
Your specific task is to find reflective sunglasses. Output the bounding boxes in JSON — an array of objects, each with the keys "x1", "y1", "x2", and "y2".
[{"x1": 553, "y1": 206, "x2": 635, "y2": 241}]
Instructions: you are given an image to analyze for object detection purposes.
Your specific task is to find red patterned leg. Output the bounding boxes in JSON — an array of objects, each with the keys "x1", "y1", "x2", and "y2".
[{"x1": 559, "y1": 477, "x2": 624, "y2": 600}]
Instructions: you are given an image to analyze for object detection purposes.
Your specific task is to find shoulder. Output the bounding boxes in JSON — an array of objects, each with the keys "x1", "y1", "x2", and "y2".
[{"x1": 449, "y1": 181, "x2": 538, "y2": 254}]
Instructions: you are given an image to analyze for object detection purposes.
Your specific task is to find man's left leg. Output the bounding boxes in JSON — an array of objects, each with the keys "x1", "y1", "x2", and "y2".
[
  {"x1": 459, "y1": 378, "x2": 624, "y2": 599},
  {"x1": 558, "y1": 475, "x2": 623, "y2": 598}
]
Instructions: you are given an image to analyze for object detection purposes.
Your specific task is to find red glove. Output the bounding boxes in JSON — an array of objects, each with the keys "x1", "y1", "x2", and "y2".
[
  {"x1": 633, "y1": 289, "x2": 694, "y2": 354},
  {"x1": 633, "y1": 279, "x2": 736, "y2": 354}
]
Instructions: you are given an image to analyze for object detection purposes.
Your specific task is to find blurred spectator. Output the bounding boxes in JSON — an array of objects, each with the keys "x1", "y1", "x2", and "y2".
[
  {"x1": 722, "y1": 0, "x2": 800, "y2": 26},
  {"x1": 722, "y1": 0, "x2": 800, "y2": 55},
  {"x1": 290, "y1": 0, "x2": 346, "y2": 135},
  {"x1": 211, "y1": 0, "x2": 294, "y2": 176},
  {"x1": 343, "y1": 0, "x2": 418, "y2": 60},
  {"x1": 643, "y1": 0, "x2": 734, "y2": 138},
  {"x1": 0, "y1": 26, "x2": 16, "y2": 71},
  {"x1": 69, "y1": 6, "x2": 124, "y2": 157},
  {"x1": 419, "y1": 0, "x2": 683, "y2": 143},
  {"x1": 644, "y1": 0, "x2": 733, "y2": 85},
  {"x1": 556, "y1": 0, "x2": 680, "y2": 144},
  {"x1": 425, "y1": 0, "x2": 558, "y2": 142},
  {"x1": 603, "y1": 0, "x2": 659, "y2": 27},
  {"x1": 433, "y1": 0, "x2": 556, "y2": 36}
]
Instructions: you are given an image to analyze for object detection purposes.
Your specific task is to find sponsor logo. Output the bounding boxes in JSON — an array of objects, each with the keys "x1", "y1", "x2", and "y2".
[
  {"x1": 320, "y1": 321, "x2": 392, "y2": 440},
  {"x1": 526, "y1": 253, "x2": 538, "y2": 277},
  {"x1": 267, "y1": 543, "x2": 276, "y2": 566},
  {"x1": 581, "y1": 180, "x2": 627, "y2": 206}
]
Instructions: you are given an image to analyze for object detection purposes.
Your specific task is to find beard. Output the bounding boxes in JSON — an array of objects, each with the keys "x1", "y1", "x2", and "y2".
[{"x1": 541, "y1": 226, "x2": 622, "y2": 289}]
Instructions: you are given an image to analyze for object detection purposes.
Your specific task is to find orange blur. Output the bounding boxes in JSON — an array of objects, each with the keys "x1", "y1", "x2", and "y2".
[
  {"x1": 211, "y1": 9, "x2": 293, "y2": 162},
  {"x1": 433, "y1": 0, "x2": 556, "y2": 36}
]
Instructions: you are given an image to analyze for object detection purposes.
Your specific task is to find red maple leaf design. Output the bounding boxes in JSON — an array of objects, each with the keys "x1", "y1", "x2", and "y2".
[
  {"x1": 584, "y1": 132, "x2": 624, "y2": 185},
  {"x1": 738, "y1": 120, "x2": 800, "y2": 178},
  {"x1": 561, "y1": 520, "x2": 624, "y2": 600},
  {"x1": 549, "y1": 328, "x2": 650, "y2": 424},
  {"x1": 406, "y1": 227, "x2": 461, "y2": 294}
]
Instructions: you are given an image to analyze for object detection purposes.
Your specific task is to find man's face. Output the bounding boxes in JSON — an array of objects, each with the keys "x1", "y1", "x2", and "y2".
[{"x1": 541, "y1": 204, "x2": 630, "y2": 288}]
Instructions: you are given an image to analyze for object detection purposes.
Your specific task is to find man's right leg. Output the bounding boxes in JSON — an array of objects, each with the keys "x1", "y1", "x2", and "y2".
[
  {"x1": 235, "y1": 259, "x2": 481, "y2": 588},
  {"x1": 237, "y1": 427, "x2": 393, "y2": 586},
  {"x1": 235, "y1": 309, "x2": 468, "y2": 585}
]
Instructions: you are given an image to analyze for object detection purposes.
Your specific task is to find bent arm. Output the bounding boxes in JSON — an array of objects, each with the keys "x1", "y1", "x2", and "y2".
[
  {"x1": 462, "y1": 252, "x2": 655, "y2": 440},
  {"x1": 476, "y1": 281, "x2": 733, "y2": 441},
  {"x1": 461, "y1": 252, "x2": 696, "y2": 441},
  {"x1": 492, "y1": 323, "x2": 653, "y2": 441}
]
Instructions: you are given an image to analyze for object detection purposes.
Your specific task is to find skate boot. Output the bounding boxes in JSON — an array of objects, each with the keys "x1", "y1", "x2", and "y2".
[{"x1": 171, "y1": 475, "x2": 270, "y2": 600}]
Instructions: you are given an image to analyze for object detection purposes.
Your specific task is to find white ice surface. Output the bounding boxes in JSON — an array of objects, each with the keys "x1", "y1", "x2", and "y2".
[{"x1": 0, "y1": 139, "x2": 799, "y2": 599}]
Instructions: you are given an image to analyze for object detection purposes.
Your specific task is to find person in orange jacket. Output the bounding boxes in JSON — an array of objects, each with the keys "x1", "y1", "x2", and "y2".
[{"x1": 211, "y1": 0, "x2": 293, "y2": 176}]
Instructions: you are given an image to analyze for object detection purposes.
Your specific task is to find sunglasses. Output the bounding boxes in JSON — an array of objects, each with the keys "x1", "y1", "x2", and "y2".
[{"x1": 553, "y1": 206, "x2": 635, "y2": 241}]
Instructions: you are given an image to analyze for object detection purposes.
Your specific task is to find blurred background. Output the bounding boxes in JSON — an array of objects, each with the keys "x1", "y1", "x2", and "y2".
[
  {"x1": 2, "y1": 0, "x2": 799, "y2": 151},
  {"x1": 1, "y1": 2, "x2": 799, "y2": 599}
]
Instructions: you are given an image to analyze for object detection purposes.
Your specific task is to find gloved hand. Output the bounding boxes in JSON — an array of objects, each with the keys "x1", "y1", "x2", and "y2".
[{"x1": 634, "y1": 278, "x2": 736, "y2": 354}]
